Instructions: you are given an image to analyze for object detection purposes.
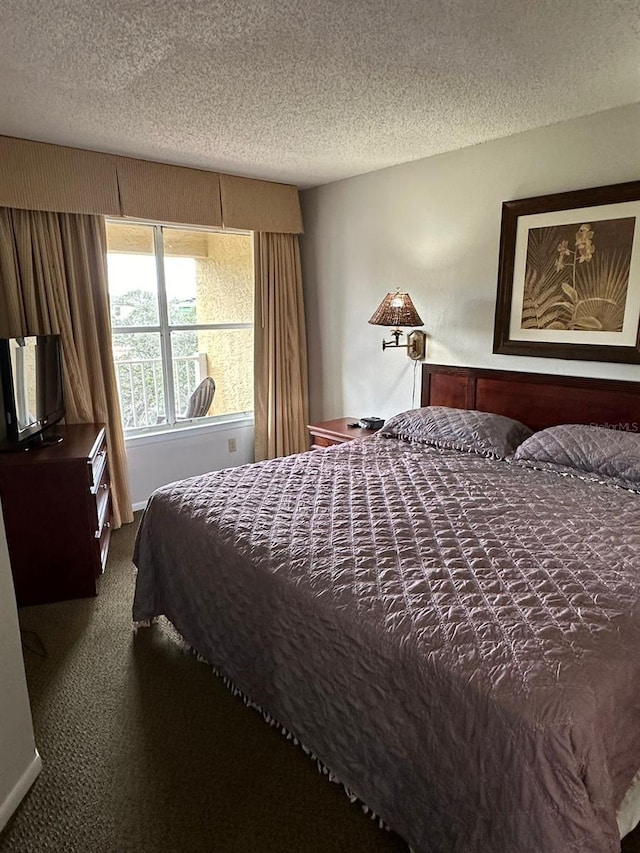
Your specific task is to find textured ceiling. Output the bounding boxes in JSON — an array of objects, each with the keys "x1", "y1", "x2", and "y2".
[{"x1": 1, "y1": 0, "x2": 639, "y2": 188}]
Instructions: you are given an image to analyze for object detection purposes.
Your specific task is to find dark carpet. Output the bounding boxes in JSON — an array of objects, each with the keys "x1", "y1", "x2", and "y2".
[
  {"x1": 2, "y1": 516, "x2": 640, "y2": 853},
  {"x1": 0, "y1": 515, "x2": 406, "y2": 853}
]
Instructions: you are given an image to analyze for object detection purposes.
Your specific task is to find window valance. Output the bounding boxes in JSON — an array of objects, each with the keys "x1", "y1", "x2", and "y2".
[{"x1": 0, "y1": 136, "x2": 303, "y2": 234}]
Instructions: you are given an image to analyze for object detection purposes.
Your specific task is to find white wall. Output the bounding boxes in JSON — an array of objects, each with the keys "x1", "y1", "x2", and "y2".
[
  {"x1": 0, "y1": 501, "x2": 41, "y2": 831},
  {"x1": 301, "y1": 104, "x2": 640, "y2": 422},
  {"x1": 126, "y1": 419, "x2": 254, "y2": 508}
]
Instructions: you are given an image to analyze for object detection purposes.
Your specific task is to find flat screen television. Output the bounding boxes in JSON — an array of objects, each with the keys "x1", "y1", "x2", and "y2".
[{"x1": 0, "y1": 335, "x2": 65, "y2": 450}]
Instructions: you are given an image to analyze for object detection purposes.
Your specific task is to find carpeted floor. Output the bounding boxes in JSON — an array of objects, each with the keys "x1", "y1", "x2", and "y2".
[
  {"x1": 2, "y1": 516, "x2": 640, "y2": 853},
  {"x1": 0, "y1": 515, "x2": 406, "y2": 853}
]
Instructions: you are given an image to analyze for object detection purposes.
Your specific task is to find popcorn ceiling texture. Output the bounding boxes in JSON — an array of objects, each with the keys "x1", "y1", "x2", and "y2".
[{"x1": 0, "y1": 0, "x2": 639, "y2": 187}]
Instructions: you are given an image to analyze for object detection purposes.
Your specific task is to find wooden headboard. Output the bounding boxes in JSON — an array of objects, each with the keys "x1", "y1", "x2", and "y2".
[{"x1": 421, "y1": 364, "x2": 640, "y2": 432}]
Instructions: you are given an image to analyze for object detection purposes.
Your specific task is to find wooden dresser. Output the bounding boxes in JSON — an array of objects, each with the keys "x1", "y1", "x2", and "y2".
[{"x1": 0, "y1": 423, "x2": 112, "y2": 606}]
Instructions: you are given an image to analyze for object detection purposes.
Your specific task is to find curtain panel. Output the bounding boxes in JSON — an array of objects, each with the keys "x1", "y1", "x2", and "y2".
[
  {"x1": 0, "y1": 207, "x2": 133, "y2": 527},
  {"x1": 254, "y1": 232, "x2": 309, "y2": 461}
]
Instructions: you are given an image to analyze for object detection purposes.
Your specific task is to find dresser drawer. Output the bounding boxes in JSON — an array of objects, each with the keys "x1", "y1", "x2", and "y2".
[
  {"x1": 312, "y1": 435, "x2": 342, "y2": 449},
  {"x1": 97, "y1": 510, "x2": 112, "y2": 574},
  {"x1": 91, "y1": 463, "x2": 111, "y2": 535},
  {"x1": 88, "y1": 429, "x2": 108, "y2": 490}
]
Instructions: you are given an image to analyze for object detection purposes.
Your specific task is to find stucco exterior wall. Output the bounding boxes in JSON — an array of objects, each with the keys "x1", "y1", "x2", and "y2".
[{"x1": 195, "y1": 232, "x2": 253, "y2": 417}]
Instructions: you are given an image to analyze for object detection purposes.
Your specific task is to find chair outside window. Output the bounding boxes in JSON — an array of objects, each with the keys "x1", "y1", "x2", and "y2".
[{"x1": 184, "y1": 376, "x2": 216, "y2": 419}]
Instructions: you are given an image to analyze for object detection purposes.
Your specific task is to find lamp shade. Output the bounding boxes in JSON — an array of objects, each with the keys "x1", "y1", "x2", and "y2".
[{"x1": 368, "y1": 291, "x2": 423, "y2": 328}]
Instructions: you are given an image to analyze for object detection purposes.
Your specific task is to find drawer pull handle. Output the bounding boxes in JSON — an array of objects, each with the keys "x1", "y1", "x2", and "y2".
[
  {"x1": 91, "y1": 449, "x2": 106, "y2": 467},
  {"x1": 95, "y1": 519, "x2": 111, "y2": 538}
]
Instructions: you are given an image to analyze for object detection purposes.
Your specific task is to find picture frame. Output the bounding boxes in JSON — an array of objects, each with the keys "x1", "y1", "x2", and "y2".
[{"x1": 493, "y1": 180, "x2": 640, "y2": 363}]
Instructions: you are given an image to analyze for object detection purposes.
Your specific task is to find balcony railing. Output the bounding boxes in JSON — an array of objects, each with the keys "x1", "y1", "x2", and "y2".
[{"x1": 114, "y1": 354, "x2": 207, "y2": 429}]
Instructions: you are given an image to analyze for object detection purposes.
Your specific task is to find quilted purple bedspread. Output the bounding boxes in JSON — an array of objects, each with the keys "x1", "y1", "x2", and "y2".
[{"x1": 133, "y1": 436, "x2": 640, "y2": 852}]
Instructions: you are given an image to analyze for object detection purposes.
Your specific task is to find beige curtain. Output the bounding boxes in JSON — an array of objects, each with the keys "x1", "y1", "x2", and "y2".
[
  {"x1": 0, "y1": 207, "x2": 133, "y2": 527},
  {"x1": 254, "y1": 232, "x2": 309, "y2": 460}
]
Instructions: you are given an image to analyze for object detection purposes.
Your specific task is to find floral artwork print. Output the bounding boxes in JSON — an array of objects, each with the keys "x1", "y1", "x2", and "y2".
[{"x1": 521, "y1": 217, "x2": 635, "y2": 332}]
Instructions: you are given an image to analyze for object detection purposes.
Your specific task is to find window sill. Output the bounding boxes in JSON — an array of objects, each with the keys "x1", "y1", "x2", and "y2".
[{"x1": 124, "y1": 415, "x2": 254, "y2": 448}]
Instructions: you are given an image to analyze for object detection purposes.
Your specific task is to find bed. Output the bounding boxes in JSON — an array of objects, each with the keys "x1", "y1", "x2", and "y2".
[{"x1": 133, "y1": 364, "x2": 640, "y2": 853}]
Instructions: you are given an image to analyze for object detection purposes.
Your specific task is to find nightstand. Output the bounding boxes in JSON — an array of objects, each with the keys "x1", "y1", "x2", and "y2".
[{"x1": 307, "y1": 418, "x2": 376, "y2": 450}]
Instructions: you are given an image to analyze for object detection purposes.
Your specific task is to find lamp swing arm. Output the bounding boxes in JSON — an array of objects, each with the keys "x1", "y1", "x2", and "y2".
[
  {"x1": 380, "y1": 329, "x2": 426, "y2": 360},
  {"x1": 382, "y1": 328, "x2": 404, "y2": 349}
]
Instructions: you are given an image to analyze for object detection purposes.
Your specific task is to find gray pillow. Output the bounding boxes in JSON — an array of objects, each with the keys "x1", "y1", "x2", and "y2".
[
  {"x1": 514, "y1": 423, "x2": 640, "y2": 490},
  {"x1": 380, "y1": 406, "x2": 532, "y2": 459}
]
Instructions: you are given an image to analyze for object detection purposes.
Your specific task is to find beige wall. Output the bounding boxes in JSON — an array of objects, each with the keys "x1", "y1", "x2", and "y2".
[{"x1": 301, "y1": 103, "x2": 640, "y2": 422}]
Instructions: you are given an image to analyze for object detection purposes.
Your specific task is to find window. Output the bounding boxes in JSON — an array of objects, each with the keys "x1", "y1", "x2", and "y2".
[{"x1": 105, "y1": 221, "x2": 254, "y2": 433}]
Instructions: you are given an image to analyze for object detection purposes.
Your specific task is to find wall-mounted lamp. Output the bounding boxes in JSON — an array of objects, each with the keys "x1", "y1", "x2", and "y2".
[{"x1": 368, "y1": 290, "x2": 426, "y2": 360}]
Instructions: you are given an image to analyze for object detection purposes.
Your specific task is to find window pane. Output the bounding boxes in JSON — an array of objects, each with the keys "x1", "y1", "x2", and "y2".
[
  {"x1": 163, "y1": 229, "x2": 253, "y2": 326},
  {"x1": 106, "y1": 222, "x2": 159, "y2": 326},
  {"x1": 112, "y1": 333, "x2": 166, "y2": 429},
  {"x1": 171, "y1": 329, "x2": 253, "y2": 419}
]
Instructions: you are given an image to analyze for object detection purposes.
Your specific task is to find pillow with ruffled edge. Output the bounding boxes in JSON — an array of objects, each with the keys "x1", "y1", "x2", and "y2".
[
  {"x1": 380, "y1": 406, "x2": 532, "y2": 459},
  {"x1": 513, "y1": 423, "x2": 640, "y2": 492}
]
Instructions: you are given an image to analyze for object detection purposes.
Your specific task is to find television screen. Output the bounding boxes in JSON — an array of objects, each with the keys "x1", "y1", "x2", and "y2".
[{"x1": 0, "y1": 335, "x2": 64, "y2": 447}]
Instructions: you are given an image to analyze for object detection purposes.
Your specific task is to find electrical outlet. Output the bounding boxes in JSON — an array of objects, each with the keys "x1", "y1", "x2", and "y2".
[{"x1": 228, "y1": 437, "x2": 237, "y2": 453}]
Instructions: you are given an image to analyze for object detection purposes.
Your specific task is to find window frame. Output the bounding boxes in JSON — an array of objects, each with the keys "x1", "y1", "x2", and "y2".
[{"x1": 106, "y1": 218, "x2": 254, "y2": 437}]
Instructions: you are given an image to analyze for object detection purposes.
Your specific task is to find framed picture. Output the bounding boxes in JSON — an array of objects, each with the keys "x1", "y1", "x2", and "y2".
[{"x1": 493, "y1": 181, "x2": 640, "y2": 363}]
